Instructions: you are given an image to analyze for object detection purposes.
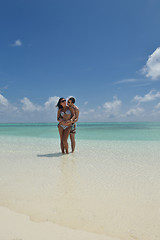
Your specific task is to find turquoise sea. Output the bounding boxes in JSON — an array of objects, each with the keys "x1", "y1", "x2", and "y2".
[
  {"x1": 0, "y1": 122, "x2": 160, "y2": 140},
  {"x1": 0, "y1": 122, "x2": 160, "y2": 240}
]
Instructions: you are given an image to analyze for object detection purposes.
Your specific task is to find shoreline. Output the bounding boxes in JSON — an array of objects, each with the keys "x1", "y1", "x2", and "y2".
[
  {"x1": 0, "y1": 206, "x2": 120, "y2": 240},
  {"x1": 0, "y1": 134, "x2": 160, "y2": 240}
]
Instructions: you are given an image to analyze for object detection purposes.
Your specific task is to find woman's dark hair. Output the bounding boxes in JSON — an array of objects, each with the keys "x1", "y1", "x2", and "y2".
[
  {"x1": 69, "y1": 97, "x2": 75, "y2": 104},
  {"x1": 56, "y1": 97, "x2": 64, "y2": 109}
]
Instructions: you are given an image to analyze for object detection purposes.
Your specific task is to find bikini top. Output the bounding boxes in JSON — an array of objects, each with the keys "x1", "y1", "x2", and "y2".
[{"x1": 60, "y1": 108, "x2": 71, "y2": 117}]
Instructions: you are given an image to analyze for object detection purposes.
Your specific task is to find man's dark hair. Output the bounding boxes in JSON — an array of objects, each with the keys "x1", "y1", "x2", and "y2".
[{"x1": 69, "y1": 97, "x2": 75, "y2": 104}]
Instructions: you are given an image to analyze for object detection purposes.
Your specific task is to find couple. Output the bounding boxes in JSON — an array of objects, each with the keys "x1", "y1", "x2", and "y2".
[{"x1": 56, "y1": 97, "x2": 79, "y2": 154}]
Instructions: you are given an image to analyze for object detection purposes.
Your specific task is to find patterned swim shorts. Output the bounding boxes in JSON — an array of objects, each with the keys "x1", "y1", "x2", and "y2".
[{"x1": 70, "y1": 123, "x2": 76, "y2": 134}]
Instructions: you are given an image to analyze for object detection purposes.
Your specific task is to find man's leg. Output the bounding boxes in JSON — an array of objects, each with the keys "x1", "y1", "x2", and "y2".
[{"x1": 70, "y1": 133, "x2": 76, "y2": 152}]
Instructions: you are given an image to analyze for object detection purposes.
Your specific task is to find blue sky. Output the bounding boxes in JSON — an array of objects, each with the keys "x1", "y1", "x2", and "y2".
[{"x1": 0, "y1": 0, "x2": 160, "y2": 122}]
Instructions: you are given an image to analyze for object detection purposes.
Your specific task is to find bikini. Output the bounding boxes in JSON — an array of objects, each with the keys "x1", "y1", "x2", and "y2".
[{"x1": 59, "y1": 108, "x2": 71, "y2": 130}]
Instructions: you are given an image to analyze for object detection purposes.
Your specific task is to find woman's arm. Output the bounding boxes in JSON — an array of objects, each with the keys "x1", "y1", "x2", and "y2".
[{"x1": 57, "y1": 109, "x2": 62, "y2": 123}]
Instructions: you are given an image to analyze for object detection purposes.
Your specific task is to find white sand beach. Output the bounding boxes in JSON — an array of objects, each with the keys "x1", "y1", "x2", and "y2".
[
  {"x1": 0, "y1": 135, "x2": 160, "y2": 240},
  {"x1": 0, "y1": 206, "x2": 119, "y2": 240}
]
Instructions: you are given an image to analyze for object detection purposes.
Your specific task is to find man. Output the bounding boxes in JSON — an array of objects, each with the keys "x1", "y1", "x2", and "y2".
[{"x1": 67, "y1": 97, "x2": 79, "y2": 152}]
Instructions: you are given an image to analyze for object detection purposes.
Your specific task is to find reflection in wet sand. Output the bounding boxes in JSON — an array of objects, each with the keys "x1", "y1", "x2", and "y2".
[{"x1": 51, "y1": 156, "x2": 80, "y2": 224}]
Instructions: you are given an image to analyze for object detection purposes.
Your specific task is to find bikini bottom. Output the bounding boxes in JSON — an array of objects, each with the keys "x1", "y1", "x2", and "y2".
[{"x1": 58, "y1": 124, "x2": 69, "y2": 130}]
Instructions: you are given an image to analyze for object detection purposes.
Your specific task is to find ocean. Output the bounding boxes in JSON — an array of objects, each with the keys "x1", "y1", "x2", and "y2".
[
  {"x1": 0, "y1": 122, "x2": 160, "y2": 240},
  {"x1": 0, "y1": 122, "x2": 160, "y2": 140}
]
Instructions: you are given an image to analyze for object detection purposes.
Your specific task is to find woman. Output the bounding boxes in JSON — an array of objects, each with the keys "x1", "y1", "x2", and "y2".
[{"x1": 56, "y1": 98, "x2": 75, "y2": 154}]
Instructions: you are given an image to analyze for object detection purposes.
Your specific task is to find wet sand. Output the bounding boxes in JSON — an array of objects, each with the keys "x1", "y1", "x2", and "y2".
[
  {"x1": 0, "y1": 136, "x2": 160, "y2": 240},
  {"x1": 0, "y1": 206, "x2": 119, "y2": 240}
]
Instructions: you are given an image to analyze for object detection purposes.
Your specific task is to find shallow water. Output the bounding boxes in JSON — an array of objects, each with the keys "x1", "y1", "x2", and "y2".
[
  {"x1": 0, "y1": 123, "x2": 160, "y2": 240},
  {"x1": 0, "y1": 122, "x2": 160, "y2": 140}
]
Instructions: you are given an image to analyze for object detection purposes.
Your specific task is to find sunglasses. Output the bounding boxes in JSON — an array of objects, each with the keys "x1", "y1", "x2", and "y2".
[
  {"x1": 68, "y1": 101, "x2": 71, "y2": 104},
  {"x1": 61, "y1": 99, "x2": 66, "y2": 103}
]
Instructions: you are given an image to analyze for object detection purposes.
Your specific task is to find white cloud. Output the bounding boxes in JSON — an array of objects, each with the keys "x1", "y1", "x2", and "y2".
[
  {"x1": 114, "y1": 78, "x2": 138, "y2": 85},
  {"x1": 0, "y1": 94, "x2": 9, "y2": 106},
  {"x1": 155, "y1": 102, "x2": 160, "y2": 109},
  {"x1": 0, "y1": 95, "x2": 58, "y2": 122},
  {"x1": 21, "y1": 96, "x2": 59, "y2": 112},
  {"x1": 11, "y1": 39, "x2": 22, "y2": 47},
  {"x1": 81, "y1": 109, "x2": 95, "y2": 115},
  {"x1": 2, "y1": 93, "x2": 160, "y2": 122},
  {"x1": 142, "y1": 47, "x2": 160, "y2": 80},
  {"x1": 21, "y1": 97, "x2": 42, "y2": 112},
  {"x1": 152, "y1": 103, "x2": 160, "y2": 118},
  {"x1": 0, "y1": 94, "x2": 19, "y2": 123},
  {"x1": 84, "y1": 101, "x2": 88, "y2": 105},
  {"x1": 125, "y1": 107, "x2": 144, "y2": 117},
  {"x1": 103, "y1": 97, "x2": 122, "y2": 117},
  {"x1": 44, "y1": 96, "x2": 59, "y2": 110},
  {"x1": 133, "y1": 90, "x2": 160, "y2": 103}
]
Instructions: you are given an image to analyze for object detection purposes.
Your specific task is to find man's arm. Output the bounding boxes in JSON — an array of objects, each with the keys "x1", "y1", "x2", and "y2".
[
  {"x1": 70, "y1": 107, "x2": 76, "y2": 122},
  {"x1": 74, "y1": 107, "x2": 79, "y2": 123},
  {"x1": 64, "y1": 107, "x2": 75, "y2": 126}
]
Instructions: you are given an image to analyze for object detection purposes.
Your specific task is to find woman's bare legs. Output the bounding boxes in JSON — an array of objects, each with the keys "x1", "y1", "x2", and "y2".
[
  {"x1": 62, "y1": 127, "x2": 71, "y2": 154},
  {"x1": 58, "y1": 125, "x2": 65, "y2": 153}
]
